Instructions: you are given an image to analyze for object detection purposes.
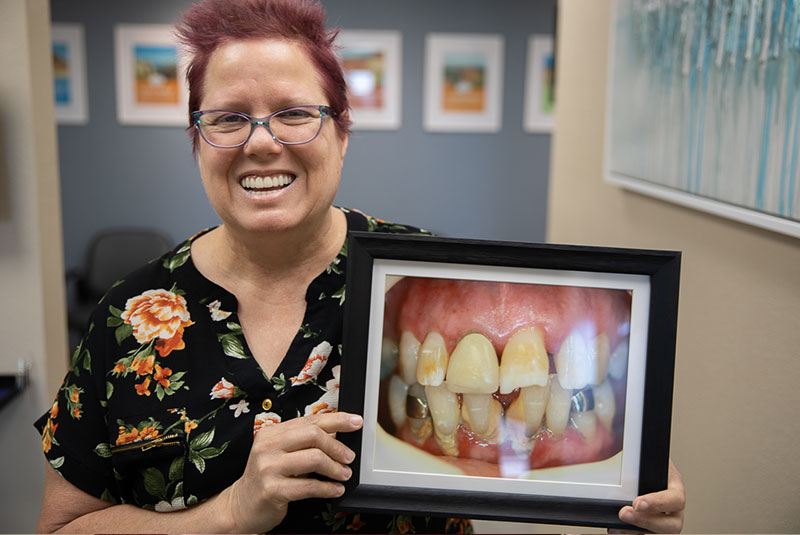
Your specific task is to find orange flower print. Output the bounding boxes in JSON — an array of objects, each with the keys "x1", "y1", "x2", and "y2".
[
  {"x1": 207, "y1": 300, "x2": 232, "y2": 321},
  {"x1": 115, "y1": 425, "x2": 160, "y2": 446},
  {"x1": 209, "y1": 377, "x2": 236, "y2": 399},
  {"x1": 49, "y1": 399, "x2": 59, "y2": 419},
  {"x1": 153, "y1": 364, "x2": 172, "y2": 387},
  {"x1": 396, "y1": 516, "x2": 411, "y2": 534},
  {"x1": 68, "y1": 387, "x2": 80, "y2": 403},
  {"x1": 72, "y1": 406, "x2": 81, "y2": 419},
  {"x1": 135, "y1": 377, "x2": 152, "y2": 396},
  {"x1": 253, "y1": 411, "x2": 281, "y2": 436},
  {"x1": 121, "y1": 289, "x2": 194, "y2": 356},
  {"x1": 346, "y1": 514, "x2": 366, "y2": 530},
  {"x1": 111, "y1": 362, "x2": 127, "y2": 375},
  {"x1": 291, "y1": 341, "x2": 332, "y2": 386},
  {"x1": 303, "y1": 365, "x2": 340, "y2": 416},
  {"x1": 184, "y1": 420, "x2": 199, "y2": 435},
  {"x1": 130, "y1": 354, "x2": 155, "y2": 376},
  {"x1": 42, "y1": 427, "x2": 53, "y2": 453}
]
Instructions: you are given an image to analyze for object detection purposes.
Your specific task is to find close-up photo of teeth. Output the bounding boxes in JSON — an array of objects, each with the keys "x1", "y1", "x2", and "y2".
[{"x1": 376, "y1": 276, "x2": 632, "y2": 480}]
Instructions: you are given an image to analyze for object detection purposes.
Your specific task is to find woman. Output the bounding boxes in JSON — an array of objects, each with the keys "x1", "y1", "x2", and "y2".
[{"x1": 35, "y1": 0, "x2": 684, "y2": 532}]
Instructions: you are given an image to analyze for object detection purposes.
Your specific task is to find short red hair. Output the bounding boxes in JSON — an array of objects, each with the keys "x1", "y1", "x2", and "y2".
[{"x1": 175, "y1": 0, "x2": 351, "y2": 154}]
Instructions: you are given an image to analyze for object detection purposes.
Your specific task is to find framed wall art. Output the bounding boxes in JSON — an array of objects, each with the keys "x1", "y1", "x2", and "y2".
[
  {"x1": 423, "y1": 33, "x2": 504, "y2": 133},
  {"x1": 605, "y1": 0, "x2": 800, "y2": 238},
  {"x1": 114, "y1": 24, "x2": 188, "y2": 126},
  {"x1": 523, "y1": 35, "x2": 555, "y2": 133},
  {"x1": 337, "y1": 232, "x2": 680, "y2": 529},
  {"x1": 337, "y1": 30, "x2": 402, "y2": 130},
  {"x1": 51, "y1": 23, "x2": 89, "y2": 125}
]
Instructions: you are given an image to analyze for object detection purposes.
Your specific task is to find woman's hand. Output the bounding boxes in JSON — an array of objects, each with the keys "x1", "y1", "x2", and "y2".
[
  {"x1": 216, "y1": 411, "x2": 363, "y2": 533},
  {"x1": 615, "y1": 459, "x2": 685, "y2": 533}
]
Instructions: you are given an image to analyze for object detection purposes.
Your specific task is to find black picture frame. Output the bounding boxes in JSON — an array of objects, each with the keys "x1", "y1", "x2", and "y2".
[{"x1": 337, "y1": 232, "x2": 680, "y2": 530}]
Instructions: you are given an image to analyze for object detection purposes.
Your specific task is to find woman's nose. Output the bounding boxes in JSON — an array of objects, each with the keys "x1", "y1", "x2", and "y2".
[{"x1": 243, "y1": 121, "x2": 283, "y2": 156}]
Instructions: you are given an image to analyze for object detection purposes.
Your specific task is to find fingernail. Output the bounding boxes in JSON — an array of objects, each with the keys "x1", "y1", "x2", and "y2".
[
  {"x1": 350, "y1": 415, "x2": 363, "y2": 426},
  {"x1": 634, "y1": 500, "x2": 648, "y2": 512},
  {"x1": 620, "y1": 508, "x2": 635, "y2": 522},
  {"x1": 345, "y1": 449, "x2": 356, "y2": 462},
  {"x1": 342, "y1": 466, "x2": 352, "y2": 479}
]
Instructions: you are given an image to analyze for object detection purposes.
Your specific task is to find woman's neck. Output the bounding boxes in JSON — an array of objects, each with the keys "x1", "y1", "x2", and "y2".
[{"x1": 192, "y1": 206, "x2": 347, "y2": 297}]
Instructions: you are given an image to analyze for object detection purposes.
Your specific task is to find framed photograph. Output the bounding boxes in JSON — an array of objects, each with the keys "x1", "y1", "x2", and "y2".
[
  {"x1": 114, "y1": 24, "x2": 188, "y2": 126},
  {"x1": 523, "y1": 35, "x2": 555, "y2": 133},
  {"x1": 605, "y1": 0, "x2": 800, "y2": 238},
  {"x1": 51, "y1": 23, "x2": 89, "y2": 125},
  {"x1": 337, "y1": 30, "x2": 402, "y2": 130},
  {"x1": 423, "y1": 33, "x2": 504, "y2": 133},
  {"x1": 338, "y1": 232, "x2": 680, "y2": 529}
]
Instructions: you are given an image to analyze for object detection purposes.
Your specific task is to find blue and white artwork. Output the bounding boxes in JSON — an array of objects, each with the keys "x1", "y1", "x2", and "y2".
[{"x1": 606, "y1": 0, "x2": 800, "y2": 237}]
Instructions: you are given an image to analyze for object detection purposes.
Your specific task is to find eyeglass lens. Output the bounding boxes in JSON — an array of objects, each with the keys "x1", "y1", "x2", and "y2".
[{"x1": 197, "y1": 107, "x2": 325, "y2": 147}]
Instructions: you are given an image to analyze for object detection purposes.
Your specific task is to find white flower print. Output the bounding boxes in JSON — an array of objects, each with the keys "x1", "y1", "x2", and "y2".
[
  {"x1": 229, "y1": 399, "x2": 250, "y2": 418},
  {"x1": 304, "y1": 365, "x2": 340, "y2": 416},
  {"x1": 291, "y1": 341, "x2": 333, "y2": 386},
  {"x1": 155, "y1": 496, "x2": 186, "y2": 512},
  {"x1": 207, "y1": 300, "x2": 232, "y2": 321},
  {"x1": 253, "y1": 411, "x2": 282, "y2": 436}
]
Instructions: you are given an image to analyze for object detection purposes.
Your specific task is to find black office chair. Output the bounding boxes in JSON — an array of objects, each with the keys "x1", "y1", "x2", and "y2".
[{"x1": 66, "y1": 227, "x2": 173, "y2": 342}]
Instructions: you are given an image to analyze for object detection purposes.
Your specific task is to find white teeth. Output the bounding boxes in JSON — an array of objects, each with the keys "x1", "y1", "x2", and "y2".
[
  {"x1": 506, "y1": 377, "x2": 551, "y2": 437},
  {"x1": 571, "y1": 410, "x2": 597, "y2": 440},
  {"x1": 499, "y1": 326, "x2": 549, "y2": 394},
  {"x1": 593, "y1": 380, "x2": 616, "y2": 430},
  {"x1": 425, "y1": 384, "x2": 460, "y2": 456},
  {"x1": 609, "y1": 336, "x2": 629, "y2": 380},
  {"x1": 240, "y1": 174, "x2": 295, "y2": 189},
  {"x1": 398, "y1": 331, "x2": 421, "y2": 386},
  {"x1": 545, "y1": 374, "x2": 572, "y2": 437},
  {"x1": 417, "y1": 331, "x2": 449, "y2": 386},
  {"x1": 388, "y1": 375, "x2": 408, "y2": 429},
  {"x1": 380, "y1": 338, "x2": 399, "y2": 380},
  {"x1": 445, "y1": 333, "x2": 499, "y2": 394},
  {"x1": 555, "y1": 326, "x2": 610, "y2": 390},
  {"x1": 461, "y1": 393, "x2": 503, "y2": 442}
]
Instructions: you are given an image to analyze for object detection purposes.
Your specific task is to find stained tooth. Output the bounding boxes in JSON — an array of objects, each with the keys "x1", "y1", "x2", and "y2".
[
  {"x1": 506, "y1": 377, "x2": 551, "y2": 436},
  {"x1": 572, "y1": 411, "x2": 597, "y2": 440},
  {"x1": 388, "y1": 375, "x2": 408, "y2": 429},
  {"x1": 555, "y1": 326, "x2": 610, "y2": 390},
  {"x1": 380, "y1": 338, "x2": 398, "y2": 380},
  {"x1": 499, "y1": 326, "x2": 549, "y2": 394},
  {"x1": 461, "y1": 393, "x2": 503, "y2": 442},
  {"x1": 445, "y1": 333, "x2": 499, "y2": 394},
  {"x1": 398, "y1": 331, "x2": 421, "y2": 386},
  {"x1": 545, "y1": 374, "x2": 572, "y2": 437},
  {"x1": 417, "y1": 331, "x2": 449, "y2": 386},
  {"x1": 407, "y1": 382, "x2": 432, "y2": 443},
  {"x1": 609, "y1": 336, "x2": 629, "y2": 380},
  {"x1": 593, "y1": 380, "x2": 616, "y2": 430},
  {"x1": 425, "y1": 384, "x2": 460, "y2": 456}
]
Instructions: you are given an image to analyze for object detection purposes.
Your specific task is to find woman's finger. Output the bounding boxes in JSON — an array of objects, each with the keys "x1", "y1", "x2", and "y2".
[
  {"x1": 254, "y1": 418, "x2": 356, "y2": 465},
  {"x1": 632, "y1": 460, "x2": 686, "y2": 514},
  {"x1": 618, "y1": 505, "x2": 684, "y2": 534}
]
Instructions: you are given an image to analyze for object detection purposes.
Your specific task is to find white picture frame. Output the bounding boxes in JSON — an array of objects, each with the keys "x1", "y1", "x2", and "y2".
[
  {"x1": 523, "y1": 35, "x2": 555, "y2": 133},
  {"x1": 114, "y1": 24, "x2": 188, "y2": 126},
  {"x1": 423, "y1": 33, "x2": 504, "y2": 133},
  {"x1": 337, "y1": 30, "x2": 402, "y2": 130},
  {"x1": 51, "y1": 23, "x2": 89, "y2": 125}
]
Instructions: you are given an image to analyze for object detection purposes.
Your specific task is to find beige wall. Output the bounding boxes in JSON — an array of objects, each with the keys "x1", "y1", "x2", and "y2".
[
  {"x1": 0, "y1": 0, "x2": 68, "y2": 531},
  {"x1": 548, "y1": 1, "x2": 800, "y2": 532}
]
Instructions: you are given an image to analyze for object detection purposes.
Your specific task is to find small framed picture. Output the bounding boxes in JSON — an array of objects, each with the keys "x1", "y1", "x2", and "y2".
[
  {"x1": 113, "y1": 24, "x2": 188, "y2": 126},
  {"x1": 337, "y1": 30, "x2": 402, "y2": 130},
  {"x1": 51, "y1": 23, "x2": 89, "y2": 125},
  {"x1": 523, "y1": 35, "x2": 556, "y2": 133},
  {"x1": 337, "y1": 232, "x2": 680, "y2": 529},
  {"x1": 423, "y1": 33, "x2": 504, "y2": 133}
]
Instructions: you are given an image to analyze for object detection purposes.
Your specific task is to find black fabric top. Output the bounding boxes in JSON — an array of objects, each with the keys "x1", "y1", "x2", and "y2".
[{"x1": 35, "y1": 208, "x2": 471, "y2": 534}]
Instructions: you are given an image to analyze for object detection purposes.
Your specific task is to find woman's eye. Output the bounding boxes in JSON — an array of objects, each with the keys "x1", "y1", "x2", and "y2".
[
  {"x1": 279, "y1": 109, "x2": 314, "y2": 120},
  {"x1": 218, "y1": 114, "x2": 247, "y2": 124}
]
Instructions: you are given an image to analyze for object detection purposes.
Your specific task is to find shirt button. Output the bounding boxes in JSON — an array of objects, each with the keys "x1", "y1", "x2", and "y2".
[{"x1": 262, "y1": 398, "x2": 272, "y2": 411}]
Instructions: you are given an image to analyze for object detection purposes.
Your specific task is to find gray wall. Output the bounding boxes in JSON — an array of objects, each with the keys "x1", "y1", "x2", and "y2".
[{"x1": 52, "y1": 0, "x2": 556, "y2": 270}]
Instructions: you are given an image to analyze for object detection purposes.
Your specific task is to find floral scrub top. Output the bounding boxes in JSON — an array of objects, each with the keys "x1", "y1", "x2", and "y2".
[{"x1": 35, "y1": 208, "x2": 472, "y2": 534}]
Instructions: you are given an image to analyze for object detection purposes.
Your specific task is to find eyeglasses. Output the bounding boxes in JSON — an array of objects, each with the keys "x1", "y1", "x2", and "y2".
[{"x1": 191, "y1": 105, "x2": 335, "y2": 148}]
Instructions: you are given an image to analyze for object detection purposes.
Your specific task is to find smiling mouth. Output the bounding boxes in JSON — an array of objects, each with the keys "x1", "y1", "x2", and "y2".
[
  {"x1": 378, "y1": 277, "x2": 631, "y2": 478},
  {"x1": 240, "y1": 174, "x2": 296, "y2": 193}
]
